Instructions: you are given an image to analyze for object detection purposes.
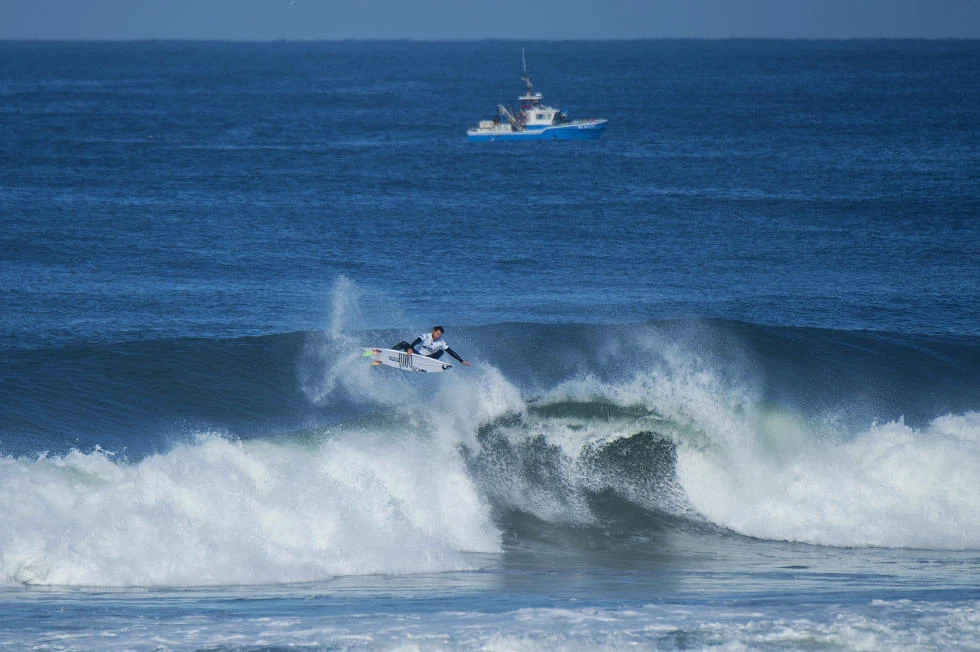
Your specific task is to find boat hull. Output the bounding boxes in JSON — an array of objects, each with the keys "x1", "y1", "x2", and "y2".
[{"x1": 467, "y1": 119, "x2": 607, "y2": 142}]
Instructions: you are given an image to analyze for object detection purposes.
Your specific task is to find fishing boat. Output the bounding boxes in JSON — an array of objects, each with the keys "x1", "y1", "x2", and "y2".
[{"x1": 466, "y1": 50, "x2": 608, "y2": 142}]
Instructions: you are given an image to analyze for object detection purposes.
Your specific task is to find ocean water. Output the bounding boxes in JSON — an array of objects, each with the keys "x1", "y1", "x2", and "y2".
[{"x1": 1, "y1": 39, "x2": 979, "y2": 650}]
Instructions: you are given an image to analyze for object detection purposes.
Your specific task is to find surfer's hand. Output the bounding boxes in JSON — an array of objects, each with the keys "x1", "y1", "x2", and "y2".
[
  {"x1": 406, "y1": 348, "x2": 414, "y2": 355},
  {"x1": 462, "y1": 361, "x2": 472, "y2": 367}
]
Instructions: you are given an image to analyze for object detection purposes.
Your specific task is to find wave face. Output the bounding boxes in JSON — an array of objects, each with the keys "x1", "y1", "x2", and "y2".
[{"x1": 2, "y1": 318, "x2": 979, "y2": 585}]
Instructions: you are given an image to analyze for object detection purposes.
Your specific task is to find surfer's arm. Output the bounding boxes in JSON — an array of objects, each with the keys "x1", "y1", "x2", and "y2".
[
  {"x1": 406, "y1": 337, "x2": 423, "y2": 354},
  {"x1": 446, "y1": 347, "x2": 472, "y2": 366}
]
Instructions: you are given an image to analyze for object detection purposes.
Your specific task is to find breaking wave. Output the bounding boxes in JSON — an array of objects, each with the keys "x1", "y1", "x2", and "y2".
[{"x1": 2, "y1": 305, "x2": 979, "y2": 586}]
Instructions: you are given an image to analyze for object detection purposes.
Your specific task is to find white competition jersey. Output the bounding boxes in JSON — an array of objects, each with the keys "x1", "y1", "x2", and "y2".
[{"x1": 414, "y1": 332, "x2": 448, "y2": 356}]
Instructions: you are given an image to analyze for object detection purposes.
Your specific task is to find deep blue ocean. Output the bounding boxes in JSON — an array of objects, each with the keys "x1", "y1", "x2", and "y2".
[{"x1": 1, "y1": 40, "x2": 979, "y2": 649}]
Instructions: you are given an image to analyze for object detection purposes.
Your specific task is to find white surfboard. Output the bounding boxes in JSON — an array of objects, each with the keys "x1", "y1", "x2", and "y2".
[{"x1": 363, "y1": 348, "x2": 453, "y2": 373}]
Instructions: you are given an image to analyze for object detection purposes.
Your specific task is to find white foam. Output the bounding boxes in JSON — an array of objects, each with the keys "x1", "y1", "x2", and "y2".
[
  {"x1": 0, "y1": 431, "x2": 500, "y2": 586},
  {"x1": 6, "y1": 597, "x2": 973, "y2": 651},
  {"x1": 678, "y1": 411, "x2": 980, "y2": 549}
]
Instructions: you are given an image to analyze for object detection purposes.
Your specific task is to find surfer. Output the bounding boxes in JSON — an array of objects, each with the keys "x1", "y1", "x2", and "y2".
[{"x1": 392, "y1": 326, "x2": 472, "y2": 367}]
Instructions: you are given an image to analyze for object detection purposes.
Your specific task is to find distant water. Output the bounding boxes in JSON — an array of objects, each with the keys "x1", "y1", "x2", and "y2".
[{"x1": 1, "y1": 40, "x2": 979, "y2": 650}]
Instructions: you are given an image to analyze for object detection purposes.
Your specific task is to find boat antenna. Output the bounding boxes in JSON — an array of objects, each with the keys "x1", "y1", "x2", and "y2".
[{"x1": 521, "y1": 48, "x2": 534, "y2": 96}]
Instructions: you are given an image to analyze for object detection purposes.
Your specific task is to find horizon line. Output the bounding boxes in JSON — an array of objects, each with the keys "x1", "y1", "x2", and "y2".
[{"x1": 3, "y1": 36, "x2": 979, "y2": 43}]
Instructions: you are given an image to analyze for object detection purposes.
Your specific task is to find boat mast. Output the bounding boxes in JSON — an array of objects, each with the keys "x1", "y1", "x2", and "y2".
[{"x1": 521, "y1": 48, "x2": 534, "y2": 97}]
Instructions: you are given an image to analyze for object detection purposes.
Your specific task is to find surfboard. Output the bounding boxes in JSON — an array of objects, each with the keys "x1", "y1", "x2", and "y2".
[{"x1": 363, "y1": 348, "x2": 454, "y2": 373}]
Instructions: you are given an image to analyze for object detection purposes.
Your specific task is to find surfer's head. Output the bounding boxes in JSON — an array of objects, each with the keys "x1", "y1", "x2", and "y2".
[{"x1": 432, "y1": 326, "x2": 444, "y2": 339}]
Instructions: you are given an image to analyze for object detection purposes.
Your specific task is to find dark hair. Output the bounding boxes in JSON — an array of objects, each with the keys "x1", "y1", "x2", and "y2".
[{"x1": 433, "y1": 325, "x2": 445, "y2": 333}]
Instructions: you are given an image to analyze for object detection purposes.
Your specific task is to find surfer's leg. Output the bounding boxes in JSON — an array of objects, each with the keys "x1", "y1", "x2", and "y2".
[{"x1": 428, "y1": 350, "x2": 445, "y2": 360}]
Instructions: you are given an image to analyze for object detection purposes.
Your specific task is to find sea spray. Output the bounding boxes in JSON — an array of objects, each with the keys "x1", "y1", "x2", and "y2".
[{"x1": 298, "y1": 276, "x2": 368, "y2": 404}]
